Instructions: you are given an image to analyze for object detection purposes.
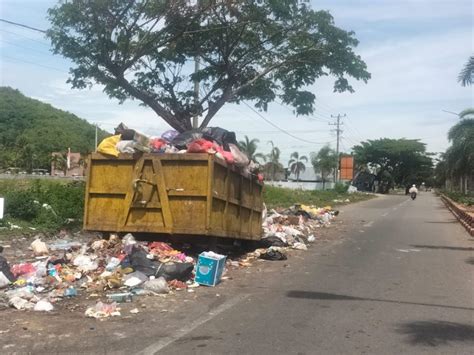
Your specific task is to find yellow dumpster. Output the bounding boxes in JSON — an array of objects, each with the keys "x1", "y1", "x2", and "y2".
[{"x1": 83, "y1": 153, "x2": 263, "y2": 240}]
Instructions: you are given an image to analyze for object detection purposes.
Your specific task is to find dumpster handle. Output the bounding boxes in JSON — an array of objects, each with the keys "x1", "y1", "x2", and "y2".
[{"x1": 132, "y1": 178, "x2": 154, "y2": 190}]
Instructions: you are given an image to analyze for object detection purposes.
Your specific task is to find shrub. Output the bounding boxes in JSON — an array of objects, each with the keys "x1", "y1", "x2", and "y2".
[
  {"x1": 4, "y1": 190, "x2": 40, "y2": 221},
  {"x1": 333, "y1": 182, "x2": 349, "y2": 194}
]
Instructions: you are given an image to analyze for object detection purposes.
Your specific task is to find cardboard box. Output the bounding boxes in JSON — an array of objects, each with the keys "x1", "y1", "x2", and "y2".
[{"x1": 195, "y1": 252, "x2": 227, "y2": 286}]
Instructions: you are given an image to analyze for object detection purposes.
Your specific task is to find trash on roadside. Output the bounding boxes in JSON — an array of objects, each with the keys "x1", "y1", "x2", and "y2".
[
  {"x1": 195, "y1": 251, "x2": 226, "y2": 287},
  {"x1": 106, "y1": 292, "x2": 133, "y2": 303},
  {"x1": 259, "y1": 249, "x2": 287, "y2": 261},
  {"x1": 85, "y1": 301, "x2": 121, "y2": 319},
  {"x1": 33, "y1": 299, "x2": 54, "y2": 312},
  {"x1": 143, "y1": 277, "x2": 169, "y2": 294},
  {"x1": 30, "y1": 239, "x2": 49, "y2": 256}
]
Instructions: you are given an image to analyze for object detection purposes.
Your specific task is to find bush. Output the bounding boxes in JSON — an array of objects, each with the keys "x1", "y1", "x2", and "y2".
[
  {"x1": 4, "y1": 190, "x2": 40, "y2": 221},
  {"x1": 333, "y1": 182, "x2": 349, "y2": 194},
  {"x1": 0, "y1": 179, "x2": 85, "y2": 230}
]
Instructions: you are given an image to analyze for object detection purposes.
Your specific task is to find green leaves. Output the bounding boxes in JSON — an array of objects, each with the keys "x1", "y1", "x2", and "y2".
[
  {"x1": 352, "y1": 138, "x2": 434, "y2": 190},
  {"x1": 47, "y1": 0, "x2": 370, "y2": 131}
]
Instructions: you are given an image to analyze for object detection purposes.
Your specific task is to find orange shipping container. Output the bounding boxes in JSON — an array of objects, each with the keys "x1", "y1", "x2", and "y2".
[{"x1": 340, "y1": 156, "x2": 354, "y2": 180}]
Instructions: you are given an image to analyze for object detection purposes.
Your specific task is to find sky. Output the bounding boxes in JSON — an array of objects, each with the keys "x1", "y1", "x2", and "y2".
[{"x1": 0, "y1": 0, "x2": 473, "y2": 170}]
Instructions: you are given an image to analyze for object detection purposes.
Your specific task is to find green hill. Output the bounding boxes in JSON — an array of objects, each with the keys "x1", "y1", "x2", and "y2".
[{"x1": 0, "y1": 87, "x2": 108, "y2": 171}]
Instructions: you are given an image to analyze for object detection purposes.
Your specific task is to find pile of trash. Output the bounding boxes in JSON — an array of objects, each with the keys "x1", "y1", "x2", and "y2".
[
  {"x1": 0, "y1": 234, "x2": 199, "y2": 318},
  {"x1": 250, "y1": 204, "x2": 338, "y2": 261},
  {"x1": 97, "y1": 124, "x2": 262, "y2": 179}
]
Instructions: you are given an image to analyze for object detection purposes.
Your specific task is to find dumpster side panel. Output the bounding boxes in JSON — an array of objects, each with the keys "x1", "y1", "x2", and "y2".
[
  {"x1": 84, "y1": 153, "x2": 263, "y2": 240},
  {"x1": 161, "y1": 159, "x2": 208, "y2": 232},
  {"x1": 85, "y1": 158, "x2": 134, "y2": 231}
]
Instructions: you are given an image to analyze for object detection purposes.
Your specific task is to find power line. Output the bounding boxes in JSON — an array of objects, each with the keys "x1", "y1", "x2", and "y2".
[
  {"x1": 0, "y1": 38, "x2": 52, "y2": 55},
  {"x1": 276, "y1": 101, "x2": 332, "y2": 123},
  {"x1": 243, "y1": 101, "x2": 331, "y2": 145},
  {"x1": 0, "y1": 28, "x2": 50, "y2": 46},
  {"x1": 0, "y1": 18, "x2": 47, "y2": 33},
  {"x1": 2, "y1": 55, "x2": 68, "y2": 73}
]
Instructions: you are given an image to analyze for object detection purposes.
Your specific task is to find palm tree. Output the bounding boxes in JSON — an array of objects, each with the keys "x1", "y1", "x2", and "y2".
[
  {"x1": 459, "y1": 108, "x2": 474, "y2": 119},
  {"x1": 288, "y1": 151, "x2": 308, "y2": 181},
  {"x1": 238, "y1": 136, "x2": 266, "y2": 163},
  {"x1": 458, "y1": 56, "x2": 474, "y2": 87},
  {"x1": 265, "y1": 141, "x2": 282, "y2": 180},
  {"x1": 446, "y1": 117, "x2": 474, "y2": 193},
  {"x1": 311, "y1": 146, "x2": 337, "y2": 190}
]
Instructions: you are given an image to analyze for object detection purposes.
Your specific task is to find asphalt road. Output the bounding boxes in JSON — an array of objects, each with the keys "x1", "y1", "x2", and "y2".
[
  {"x1": 145, "y1": 192, "x2": 474, "y2": 355},
  {"x1": 2, "y1": 193, "x2": 473, "y2": 354}
]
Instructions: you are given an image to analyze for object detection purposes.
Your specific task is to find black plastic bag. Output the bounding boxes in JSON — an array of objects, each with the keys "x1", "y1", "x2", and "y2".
[
  {"x1": 260, "y1": 250, "x2": 287, "y2": 261},
  {"x1": 259, "y1": 236, "x2": 288, "y2": 248},
  {"x1": 0, "y1": 247, "x2": 16, "y2": 282},
  {"x1": 129, "y1": 247, "x2": 194, "y2": 281},
  {"x1": 129, "y1": 246, "x2": 159, "y2": 276},
  {"x1": 157, "y1": 263, "x2": 194, "y2": 281},
  {"x1": 171, "y1": 130, "x2": 203, "y2": 150},
  {"x1": 202, "y1": 127, "x2": 237, "y2": 151}
]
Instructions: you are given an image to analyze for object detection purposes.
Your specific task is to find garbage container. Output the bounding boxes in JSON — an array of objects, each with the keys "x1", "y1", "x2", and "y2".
[{"x1": 83, "y1": 153, "x2": 263, "y2": 240}]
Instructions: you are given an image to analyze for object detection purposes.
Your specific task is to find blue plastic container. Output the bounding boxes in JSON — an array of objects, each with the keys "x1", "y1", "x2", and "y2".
[{"x1": 195, "y1": 252, "x2": 227, "y2": 287}]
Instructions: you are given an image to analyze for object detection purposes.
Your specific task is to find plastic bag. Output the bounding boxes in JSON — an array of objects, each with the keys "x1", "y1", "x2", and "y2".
[
  {"x1": 161, "y1": 130, "x2": 179, "y2": 142},
  {"x1": 187, "y1": 139, "x2": 214, "y2": 153},
  {"x1": 202, "y1": 127, "x2": 237, "y2": 151},
  {"x1": 73, "y1": 255, "x2": 98, "y2": 272},
  {"x1": 34, "y1": 299, "x2": 54, "y2": 312},
  {"x1": 157, "y1": 262, "x2": 194, "y2": 281},
  {"x1": 116, "y1": 140, "x2": 136, "y2": 154},
  {"x1": 172, "y1": 130, "x2": 203, "y2": 149},
  {"x1": 0, "y1": 255, "x2": 15, "y2": 282},
  {"x1": 229, "y1": 143, "x2": 249, "y2": 167},
  {"x1": 143, "y1": 277, "x2": 169, "y2": 294},
  {"x1": 259, "y1": 250, "x2": 287, "y2": 261},
  {"x1": 124, "y1": 271, "x2": 148, "y2": 287},
  {"x1": 31, "y1": 239, "x2": 48, "y2": 256},
  {"x1": 97, "y1": 135, "x2": 121, "y2": 157}
]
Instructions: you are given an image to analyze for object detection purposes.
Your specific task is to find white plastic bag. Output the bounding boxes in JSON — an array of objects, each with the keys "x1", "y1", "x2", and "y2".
[
  {"x1": 31, "y1": 239, "x2": 48, "y2": 256},
  {"x1": 34, "y1": 299, "x2": 54, "y2": 312},
  {"x1": 143, "y1": 277, "x2": 169, "y2": 294}
]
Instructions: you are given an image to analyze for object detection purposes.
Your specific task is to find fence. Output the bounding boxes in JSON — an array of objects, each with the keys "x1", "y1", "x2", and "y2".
[{"x1": 265, "y1": 181, "x2": 335, "y2": 191}]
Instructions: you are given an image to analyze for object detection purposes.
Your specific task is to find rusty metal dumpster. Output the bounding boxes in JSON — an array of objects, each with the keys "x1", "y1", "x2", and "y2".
[{"x1": 83, "y1": 153, "x2": 263, "y2": 240}]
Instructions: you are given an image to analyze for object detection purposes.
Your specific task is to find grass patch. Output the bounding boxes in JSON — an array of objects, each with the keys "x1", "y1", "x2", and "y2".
[{"x1": 263, "y1": 185, "x2": 374, "y2": 209}]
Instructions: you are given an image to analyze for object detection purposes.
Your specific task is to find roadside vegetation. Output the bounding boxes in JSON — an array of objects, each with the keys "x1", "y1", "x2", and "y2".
[
  {"x1": 440, "y1": 190, "x2": 474, "y2": 207},
  {"x1": 263, "y1": 185, "x2": 374, "y2": 209},
  {"x1": 0, "y1": 179, "x2": 84, "y2": 235}
]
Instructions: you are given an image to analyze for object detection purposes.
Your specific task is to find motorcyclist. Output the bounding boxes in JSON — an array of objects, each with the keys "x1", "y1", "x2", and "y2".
[{"x1": 409, "y1": 184, "x2": 418, "y2": 199}]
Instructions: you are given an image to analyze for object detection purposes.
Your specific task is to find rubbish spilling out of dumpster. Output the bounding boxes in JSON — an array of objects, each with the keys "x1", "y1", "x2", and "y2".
[
  {"x1": 0, "y1": 122, "x2": 340, "y2": 318},
  {"x1": 0, "y1": 202, "x2": 338, "y2": 317}
]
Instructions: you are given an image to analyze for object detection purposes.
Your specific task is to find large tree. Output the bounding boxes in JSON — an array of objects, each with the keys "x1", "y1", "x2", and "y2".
[
  {"x1": 47, "y1": 0, "x2": 370, "y2": 132},
  {"x1": 352, "y1": 138, "x2": 433, "y2": 193},
  {"x1": 311, "y1": 145, "x2": 337, "y2": 190}
]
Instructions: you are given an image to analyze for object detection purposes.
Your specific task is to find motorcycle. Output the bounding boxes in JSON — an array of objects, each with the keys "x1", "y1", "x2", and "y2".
[{"x1": 410, "y1": 192, "x2": 417, "y2": 200}]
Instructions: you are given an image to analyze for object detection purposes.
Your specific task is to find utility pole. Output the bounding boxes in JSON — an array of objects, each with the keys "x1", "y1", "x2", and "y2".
[
  {"x1": 329, "y1": 114, "x2": 346, "y2": 182},
  {"x1": 193, "y1": 56, "x2": 200, "y2": 129},
  {"x1": 94, "y1": 124, "x2": 98, "y2": 152}
]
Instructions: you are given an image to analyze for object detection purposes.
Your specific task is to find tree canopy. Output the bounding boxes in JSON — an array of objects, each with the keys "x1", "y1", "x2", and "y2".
[
  {"x1": 47, "y1": 0, "x2": 370, "y2": 132},
  {"x1": 352, "y1": 138, "x2": 433, "y2": 193},
  {"x1": 0, "y1": 87, "x2": 107, "y2": 171}
]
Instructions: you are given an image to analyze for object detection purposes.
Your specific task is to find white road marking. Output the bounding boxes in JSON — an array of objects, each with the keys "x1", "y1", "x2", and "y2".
[
  {"x1": 381, "y1": 212, "x2": 388, "y2": 217},
  {"x1": 363, "y1": 221, "x2": 374, "y2": 227},
  {"x1": 138, "y1": 294, "x2": 248, "y2": 355},
  {"x1": 396, "y1": 248, "x2": 421, "y2": 253}
]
